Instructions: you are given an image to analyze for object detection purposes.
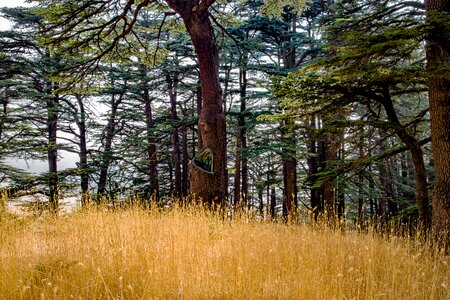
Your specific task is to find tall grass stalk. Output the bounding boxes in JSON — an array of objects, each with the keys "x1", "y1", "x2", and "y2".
[{"x1": 0, "y1": 205, "x2": 448, "y2": 299}]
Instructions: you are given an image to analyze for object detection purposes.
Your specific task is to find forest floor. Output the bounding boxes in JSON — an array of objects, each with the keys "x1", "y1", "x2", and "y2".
[{"x1": 0, "y1": 203, "x2": 448, "y2": 299}]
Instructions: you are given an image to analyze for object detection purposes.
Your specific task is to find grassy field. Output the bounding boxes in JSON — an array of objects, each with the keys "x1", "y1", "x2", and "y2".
[{"x1": 0, "y1": 205, "x2": 448, "y2": 299}]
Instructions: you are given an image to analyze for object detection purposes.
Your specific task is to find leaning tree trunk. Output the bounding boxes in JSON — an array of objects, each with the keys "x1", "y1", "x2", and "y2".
[
  {"x1": 170, "y1": 3, "x2": 227, "y2": 205},
  {"x1": 425, "y1": 0, "x2": 450, "y2": 251},
  {"x1": 97, "y1": 93, "x2": 122, "y2": 198},
  {"x1": 75, "y1": 94, "x2": 90, "y2": 206},
  {"x1": 381, "y1": 85, "x2": 431, "y2": 231}
]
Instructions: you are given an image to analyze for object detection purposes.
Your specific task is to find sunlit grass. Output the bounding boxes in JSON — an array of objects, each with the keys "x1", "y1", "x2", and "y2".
[{"x1": 0, "y1": 204, "x2": 448, "y2": 299}]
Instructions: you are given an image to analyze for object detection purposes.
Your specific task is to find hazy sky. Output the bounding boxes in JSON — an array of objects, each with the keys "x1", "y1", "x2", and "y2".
[
  {"x1": 0, "y1": 0, "x2": 31, "y2": 30},
  {"x1": 1, "y1": 0, "x2": 80, "y2": 174}
]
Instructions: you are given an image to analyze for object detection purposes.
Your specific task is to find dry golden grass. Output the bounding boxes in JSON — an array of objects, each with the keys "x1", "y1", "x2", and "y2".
[{"x1": 0, "y1": 205, "x2": 448, "y2": 299}]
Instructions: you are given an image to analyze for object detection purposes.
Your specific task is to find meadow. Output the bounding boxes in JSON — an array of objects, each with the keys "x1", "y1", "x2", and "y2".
[{"x1": 0, "y1": 204, "x2": 448, "y2": 299}]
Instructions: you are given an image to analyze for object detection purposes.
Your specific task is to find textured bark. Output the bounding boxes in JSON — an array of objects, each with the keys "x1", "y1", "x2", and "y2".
[
  {"x1": 167, "y1": 2, "x2": 227, "y2": 205},
  {"x1": 425, "y1": 0, "x2": 450, "y2": 250},
  {"x1": 281, "y1": 14, "x2": 298, "y2": 219}
]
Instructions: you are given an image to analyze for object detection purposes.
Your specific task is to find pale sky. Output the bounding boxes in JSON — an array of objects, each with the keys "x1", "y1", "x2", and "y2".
[
  {"x1": 0, "y1": 0, "x2": 31, "y2": 30},
  {"x1": 1, "y1": 0, "x2": 80, "y2": 174}
]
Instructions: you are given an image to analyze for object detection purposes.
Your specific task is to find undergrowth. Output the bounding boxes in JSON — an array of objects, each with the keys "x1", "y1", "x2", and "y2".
[{"x1": 0, "y1": 204, "x2": 448, "y2": 299}]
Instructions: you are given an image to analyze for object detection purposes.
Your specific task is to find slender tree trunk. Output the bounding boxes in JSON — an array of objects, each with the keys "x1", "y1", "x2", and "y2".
[
  {"x1": 75, "y1": 94, "x2": 89, "y2": 206},
  {"x1": 46, "y1": 81, "x2": 59, "y2": 212},
  {"x1": 308, "y1": 116, "x2": 321, "y2": 220},
  {"x1": 97, "y1": 93, "x2": 122, "y2": 198},
  {"x1": 181, "y1": 122, "x2": 189, "y2": 197},
  {"x1": 425, "y1": 0, "x2": 450, "y2": 251},
  {"x1": 0, "y1": 90, "x2": 8, "y2": 140},
  {"x1": 357, "y1": 132, "x2": 365, "y2": 229},
  {"x1": 143, "y1": 76, "x2": 159, "y2": 201},
  {"x1": 380, "y1": 85, "x2": 431, "y2": 231},
  {"x1": 168, "y1": 74, "x2": 182, "y2": 197},
  {"x1": 234, "y1": 52, "x2": 248, "y2": 208}
]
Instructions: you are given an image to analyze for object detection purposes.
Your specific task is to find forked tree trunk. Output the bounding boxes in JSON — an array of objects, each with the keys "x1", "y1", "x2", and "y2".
[{"x1": 425, "y1": 0, "x2": 450, "y2": 251}]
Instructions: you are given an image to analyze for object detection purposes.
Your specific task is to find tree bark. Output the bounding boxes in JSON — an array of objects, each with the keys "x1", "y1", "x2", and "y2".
[
  {"x1": 281, "y1": 13, "x2": 298, "y2": 219},
  {"x1": 168, "y1": 2, "x2": 227, "y2": 205},
  {"x1": 425, "y1": 0, "x2": 450, "y2": 251}
]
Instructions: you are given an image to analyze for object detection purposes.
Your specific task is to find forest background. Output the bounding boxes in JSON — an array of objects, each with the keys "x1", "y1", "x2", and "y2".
[{"x1": 0, "y1": 0, "x2": 449, "y2": 249}]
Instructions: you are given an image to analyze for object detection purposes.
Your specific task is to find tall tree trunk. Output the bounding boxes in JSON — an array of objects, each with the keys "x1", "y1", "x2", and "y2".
[
  {"x1": 97, "y1": 93, "x2": 122, "y2": 198},
  {"x1": 143, "y1": 74, "x2": 159, "y2": 201},
  {"x1": 234, "y1": 52, "x2": 248, "y2": 208},
  {"x1": 168, "y1": 73, "x2": 182, "y2": 197},
  {"x1": 281, "y1": 13, "x2": 298, "y2": 219},
  {"x1": 307, "y1": 116, "x2": 321, "y2": 220},
  {"x1": 181, "y1": 123, "x2": 189, "y2": 197},
  {"x1": 75, "y1": 94, "x2": 89, "y2": 207},
  {"x1": 380, "y1": 85, "x2": 431, "y2": 231},
  {"x1": 357, "y1": 131, "x2": 365, "y2": 229},
  {"x1": 46, "y1": 81, "x2": 58, "y2": 212},
  {"x1": 425, "y1": 0, "x2": 450, "y2": 251},
  {"x1": 177, "y1": 9, "x2": 227, "y2": 205}
]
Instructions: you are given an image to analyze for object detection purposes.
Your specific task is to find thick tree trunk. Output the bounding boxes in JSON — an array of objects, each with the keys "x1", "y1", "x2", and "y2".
[
  {"x1": 425, "y1": 0, "x2": 450, "y2": 251},
  {"x1": 181, "y1": 10, "x2": 227, "y2": 205}
]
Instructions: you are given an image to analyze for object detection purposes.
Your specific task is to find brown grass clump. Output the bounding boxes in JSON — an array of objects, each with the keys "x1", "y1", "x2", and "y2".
[{"x1": 0, "y1": 205, "x2": 448, "y2": 299}]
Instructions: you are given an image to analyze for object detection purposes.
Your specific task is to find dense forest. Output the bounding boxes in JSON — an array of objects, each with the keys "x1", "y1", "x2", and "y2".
[{"x1": 0, "y1": 0, "x2": 449, "y2": 248}]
